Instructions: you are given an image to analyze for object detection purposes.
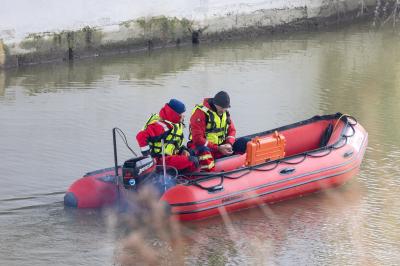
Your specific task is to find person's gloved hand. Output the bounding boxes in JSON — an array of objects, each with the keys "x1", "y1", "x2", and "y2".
[{"x1": 218, "y1": 144, "x2": 233, "y2": 155}]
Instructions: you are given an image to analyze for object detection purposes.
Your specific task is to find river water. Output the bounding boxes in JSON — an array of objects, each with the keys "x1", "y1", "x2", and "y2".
[{"x1": 1, "y1": 22, "x2": 399, "y2": 265}]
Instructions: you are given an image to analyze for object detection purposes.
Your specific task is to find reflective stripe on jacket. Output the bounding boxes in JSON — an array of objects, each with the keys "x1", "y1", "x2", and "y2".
[{"x1": 198, "y1": 152, "x2": 215, "y2": 170}]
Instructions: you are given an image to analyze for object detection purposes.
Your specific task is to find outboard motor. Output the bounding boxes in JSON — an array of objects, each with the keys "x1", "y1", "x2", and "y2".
[{"x1": 122, "y1": 156, "x2": 156, "y2": 190}]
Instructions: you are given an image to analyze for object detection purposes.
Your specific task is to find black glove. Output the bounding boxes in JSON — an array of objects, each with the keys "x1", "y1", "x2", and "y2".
[
  {"x1": 141, "y1": 150, "x2": 150, "y2": 157},
  {"x1": 189, "y1": 156, "x2": 200, "y2": 168},
  {"x1": 179, "y1": 146, "x2": 190, "y2": 155}
]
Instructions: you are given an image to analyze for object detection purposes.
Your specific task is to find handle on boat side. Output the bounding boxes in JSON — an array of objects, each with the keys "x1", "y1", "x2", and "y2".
[
  {"x1": 343, "y1": 150, "x2": 354, "y2": 158},
  {"x1": 207, "y1": 185, "x2": 224, "y2": 193},
  {"x1": 279, "y1": 167, "x2": 296, "y2": 175}
]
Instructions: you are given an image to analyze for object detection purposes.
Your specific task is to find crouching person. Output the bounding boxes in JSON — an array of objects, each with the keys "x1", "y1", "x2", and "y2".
[
  {"x1": 136, "y1": 99, "x2": 199, "y2": 172},
  {"x1": 188, "y1": 91, "x2": 236, "y2": 171}
]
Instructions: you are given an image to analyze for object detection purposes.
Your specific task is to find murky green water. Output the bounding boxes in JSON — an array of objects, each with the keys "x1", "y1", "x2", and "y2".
[{"x1": 1, "y1": 22, "x2": 400, "y2": 265}]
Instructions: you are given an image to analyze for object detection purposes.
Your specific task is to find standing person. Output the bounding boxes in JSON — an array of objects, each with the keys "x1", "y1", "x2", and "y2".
[
  {"x1": 136, "y1": 99, "x2": 199, "y2": 172},
  {"x1": 189, "y1": 91, "x2": 236, "y2": 171}
]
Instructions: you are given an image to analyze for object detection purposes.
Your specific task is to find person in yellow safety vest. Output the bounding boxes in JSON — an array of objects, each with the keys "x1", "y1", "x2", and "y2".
[
  {"x1": 136, "y1": 99, "x2": 199, "y2": 172},
  {"x1": 188, "y1": 91, "x2": 236, "y2": 171}
]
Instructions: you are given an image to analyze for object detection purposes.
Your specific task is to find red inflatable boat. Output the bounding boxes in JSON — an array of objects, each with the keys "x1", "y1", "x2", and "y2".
[{"x1": 64, "y1": 113, "x2": 368, "y2": 221}]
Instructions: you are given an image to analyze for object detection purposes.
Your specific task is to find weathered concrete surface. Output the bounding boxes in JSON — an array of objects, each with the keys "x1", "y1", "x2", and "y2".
[
  {"x1": 0, "y1": 40, "x2": 6, "y2": 66},
  {"x1": 0, "y1": 0, "x2": 378, "y2": 69}
]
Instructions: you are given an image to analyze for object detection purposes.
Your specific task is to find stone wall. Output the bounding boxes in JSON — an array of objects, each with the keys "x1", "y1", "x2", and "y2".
[{"x1": 0, "y1": 0, "x2": 377, "y2": 69}]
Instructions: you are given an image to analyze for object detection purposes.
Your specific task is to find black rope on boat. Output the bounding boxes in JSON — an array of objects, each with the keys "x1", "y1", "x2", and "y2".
[
  {"x1": 331, "y1": 115, "x2": 355, "y2": 149},
  {"x1": 181, "y1": 161, "x2": 280, "y2": 185},
  {"x1": 191, "y1": 175, "x2": 224, "y2": 192},
  {"x1": 280, "y1": 154, "x2": 307, "y2": 165},
  {"x1": 114, "y1": 127, "x2": 138, "y2": 157},
  {"x1": 176, "y1": 175, "x2": 190, "y2": 185},
  {"x1": 223, "y1": 169, "x2": 252, "y2": 179},
  {"x1": 342, "y1": 115, "x2": 357, "y2": 137},
  {"x1": 307, "y1": 148, "x2": 333, "y2": 158},
  {"x1": 177, "y1": 159, "x2": 280, "y2": 184},
  {"x1": 252, "y1": 161, "x2": 280, "y2": 172},
  {"x1": 344, "y1": 125, "x2": 356, "y2": 138},
  {"x1": 346, "y1": 115, "x2": 358, "y2": 126}
]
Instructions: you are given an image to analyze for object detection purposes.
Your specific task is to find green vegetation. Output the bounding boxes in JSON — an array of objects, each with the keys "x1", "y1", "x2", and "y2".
[
  {"x1": 18, "y1": 16, "x2": 193, "y2": 57},
  {"x1": 130, "y1": 16, "x2": 193, "y2": 40},
  {"x1": 0, "y1": 40, "x2": 6, "y2": 66},
  {"x1": 20, "y1": 26, "x2": 102, "y2": 52}
]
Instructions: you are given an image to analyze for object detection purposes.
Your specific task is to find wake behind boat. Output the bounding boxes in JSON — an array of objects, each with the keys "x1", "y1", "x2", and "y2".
[{"x1": 64, "y1": 113, "x2": 368, "y2": 221}]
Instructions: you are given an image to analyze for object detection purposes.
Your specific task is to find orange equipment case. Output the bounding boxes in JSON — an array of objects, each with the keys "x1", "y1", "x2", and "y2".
[{"x1": 245, "y1": 131, "x2": 286, "y2": 166}]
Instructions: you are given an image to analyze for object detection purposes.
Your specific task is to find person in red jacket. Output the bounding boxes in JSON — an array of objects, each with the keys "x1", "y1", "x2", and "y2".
[
  {"x1": 189, "y1": 91, "x2": 236, "y2": 171},
  {"x1": 136, "y1": 99, "x2": 199, "y2": 172}
]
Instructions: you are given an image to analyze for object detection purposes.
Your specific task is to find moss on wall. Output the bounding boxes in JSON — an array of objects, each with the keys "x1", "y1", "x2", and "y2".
[
  {"x1": 129, "y1": 16, "x2": 192, "y2": 41},
  {"x1": 12, "y1": 16, "x2": 194, "y2": 67},
  {"x1": 15, "y1": 16, "x2": 192, "y2": 60},
  {"x1": 19, "y1": 26, "x2": 102, "y2": 53},
  {"x1": 0, "y1": 40, "x2": 6, "y2": 66}
]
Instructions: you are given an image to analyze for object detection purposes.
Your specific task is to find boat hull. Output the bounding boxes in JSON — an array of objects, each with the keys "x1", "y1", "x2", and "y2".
[
  {"x1": 64, "y1": 167, "x2": 119, "y2": 208},
  {"x1": 65, "y1": 114, "x2": 368, "y2": 221},
  {"x1": 162, "y1": 117, "x2": 368, "y2": 221}
]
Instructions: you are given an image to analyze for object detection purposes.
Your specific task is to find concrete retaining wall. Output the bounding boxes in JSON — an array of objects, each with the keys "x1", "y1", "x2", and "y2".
[{"x1": 0, "y1": 0, "x2": 377, "y2": 69}]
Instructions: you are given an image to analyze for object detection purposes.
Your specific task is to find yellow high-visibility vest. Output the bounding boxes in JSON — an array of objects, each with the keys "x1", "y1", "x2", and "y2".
[
  {"x1": 190, "y1": 104, "x2": 228, "y2": 145},
  {"x1": 144, "y1": 114, "x2": 184, "y2": 156}
]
